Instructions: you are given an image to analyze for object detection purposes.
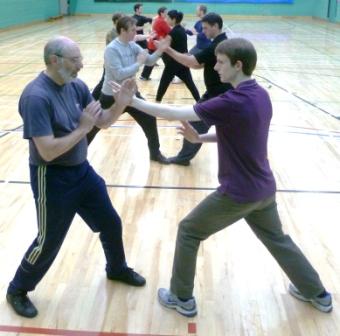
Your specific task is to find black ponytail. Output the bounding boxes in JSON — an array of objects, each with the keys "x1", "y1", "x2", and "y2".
[{"x1": 167, "y1": 9, "x2": 183, "y2": 24}]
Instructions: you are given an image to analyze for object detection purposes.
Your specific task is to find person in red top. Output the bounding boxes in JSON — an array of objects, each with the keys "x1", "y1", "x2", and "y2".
[
  {"x1": 140, "y1": 7, "x2": 170, "y2": 80},
  {"x1": 149, "y1": 7, "x2": 171, "y2": 51}
]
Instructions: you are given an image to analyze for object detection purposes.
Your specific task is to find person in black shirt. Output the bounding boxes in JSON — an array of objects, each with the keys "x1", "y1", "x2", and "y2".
[
  {"x1": 158, "y1": 13, "x2": 232, "y2": 166},
  {"x1": 155, "y1": 10, "x2": 200, "y2": 103},
  {"x1": 132, "y1": 3, "x2": 152, "y2": 49},
  {"x1": 133, "y1": 3, "x2": 154, "y2": 80}
]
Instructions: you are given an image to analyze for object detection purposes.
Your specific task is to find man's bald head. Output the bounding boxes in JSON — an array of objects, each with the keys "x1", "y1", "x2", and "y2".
[{"x1": 44, "y1": 36, "x2": 77, "y2": 65}]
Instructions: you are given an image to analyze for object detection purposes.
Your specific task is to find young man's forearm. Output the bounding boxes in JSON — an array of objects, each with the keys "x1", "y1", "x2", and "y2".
[
  {"x1": 131, "y1": 96, "x2": 200, "y2": 121},
  {"x1": 198, "y1": 133, "x2": 217, "y2": 143}
]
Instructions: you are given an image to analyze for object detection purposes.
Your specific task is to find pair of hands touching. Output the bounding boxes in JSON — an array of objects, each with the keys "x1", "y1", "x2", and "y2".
[
  {"x1": 78, "y1": 79, "x2": 136, "y2": 133},
  {"x1": 79, "y1": 100, "x2": 102, "y2": 133},
  {"x1": 136, "y1": 36, "x2": 171, "y2": 65},
  {"x1": 78, "y1": 79, "x2": 201, "y2": 144}
]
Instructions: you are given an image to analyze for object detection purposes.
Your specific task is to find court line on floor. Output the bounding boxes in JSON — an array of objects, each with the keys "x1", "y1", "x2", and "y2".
[
  {"x1": 0, "y1": 325, "x2": 177, "y2": 336},
  {"x1": 256, "y1": 67, "x2": 340, "y2": 79},
  {"x1": 256, "y1": 74, "x2": 340, "y2": 119},
  {"x1": 1, "y1": 124, "x2": 340, "y2": 140},
  {"x1": 2, "y1": 180, "x2": 340, "y2": 194}
]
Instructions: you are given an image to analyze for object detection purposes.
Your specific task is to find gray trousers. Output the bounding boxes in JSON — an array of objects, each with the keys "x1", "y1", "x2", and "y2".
[{"x1": 170, "y1": 191, "x2": 325, "y2": 299}]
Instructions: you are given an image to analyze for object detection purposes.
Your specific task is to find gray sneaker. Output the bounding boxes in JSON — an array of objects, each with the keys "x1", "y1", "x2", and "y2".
[
  {"x1": 288, "y1": 284, "x2": 332, "y2": 313},
  {"x1": 158, "y1": 288, "x2": 197, "y2": 317}
]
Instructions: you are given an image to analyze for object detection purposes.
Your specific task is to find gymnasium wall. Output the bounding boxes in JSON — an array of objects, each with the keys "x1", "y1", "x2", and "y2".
[
  {"x1": 71, "y1": 0, "x2": 315, "y2": 16},
  {"x1": 312, "y1": 0, "x2": 329, "y2": 19},
  {"x1": 334, "y1": 0, "x2": 340, "y2": 22},
  {"x1": 0, "y1": 0, "x2": 338, "y2": 30},
  {"x1": 312, "y1": 0, "x2": 340, "y2": 22},
  {"x1": 0, "y1": 0, "x2": 59, "y2": 29},
  {"x1": 71, "y1": 0, "x2": 340, "y2": 20}
]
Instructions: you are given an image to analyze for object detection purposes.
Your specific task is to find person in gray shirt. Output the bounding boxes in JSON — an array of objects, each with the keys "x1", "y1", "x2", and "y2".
[
  {"x1": 99, "y1": 16, "x2": 169, "y2": 164},
  {"x1": 6, "y1": 36, "x2": 145, "y2": 319},
  {"x1": 90, "y1": 12, "x2": 124, "y2": 107}
]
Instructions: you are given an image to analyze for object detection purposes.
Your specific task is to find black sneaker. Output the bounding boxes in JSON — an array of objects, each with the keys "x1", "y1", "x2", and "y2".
[
  {"x1": 150, "y1": 153, "x2": 170, "y2": 164},
  {"x1": 6, "y1": 291, "x2": 38, "y2": 318},
  {"x1": 107, "y1": 267, "x2": 146, "y2": 287},
  {"x1": 168, "y1": 156, "x2": 190, "y2": 166}
]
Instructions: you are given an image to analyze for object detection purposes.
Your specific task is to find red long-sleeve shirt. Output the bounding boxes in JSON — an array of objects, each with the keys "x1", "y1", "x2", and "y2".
[{"x1": 148, "y1": 15, "x2": 171, "y2": 50}]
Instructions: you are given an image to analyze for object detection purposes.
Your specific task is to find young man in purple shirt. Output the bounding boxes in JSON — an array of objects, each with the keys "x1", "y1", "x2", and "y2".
[{"x1": 111, "y1": 38, "x2": 332, "y2": 317}]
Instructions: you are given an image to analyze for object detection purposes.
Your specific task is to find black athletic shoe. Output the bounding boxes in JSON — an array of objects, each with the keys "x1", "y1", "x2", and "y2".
[
  {"x1": 107, "y1": 268, "x2": 146, "y2": 287},
  {"x1": 150, "y1": 153, "x2": 170, "y2": 164},
  {"x1": 168, "y1": 156, "x2": 190, "y2": 166},
  {"x1": 6, "y1": 291, "x2": 38, "y2": 318}
]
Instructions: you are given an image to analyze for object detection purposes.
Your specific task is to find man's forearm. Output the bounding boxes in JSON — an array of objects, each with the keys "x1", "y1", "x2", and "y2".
[
  {"x1": 33, "y1": 127, "x2": 88, "y2": 162},
  {"x1": 96, "y1": 102, "x2": 126, "y2": 128},
  {"x1": 166, "y1": 47, "x2": 202, "y2": 69},
  {"x1": 145, "y1": 50, "x2": 162, "y2": 66}
]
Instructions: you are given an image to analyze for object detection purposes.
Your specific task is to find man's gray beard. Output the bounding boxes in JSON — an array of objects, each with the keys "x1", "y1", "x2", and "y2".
[{"x1": 58, "y1": 67, "x2": 74, "y2": 84}]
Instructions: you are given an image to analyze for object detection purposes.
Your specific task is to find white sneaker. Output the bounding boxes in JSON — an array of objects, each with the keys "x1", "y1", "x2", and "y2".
[
  {"x1": 158, "y1": 288, "x2": 197, "y2": 317},
  {"x1": 171, "y1": 77, "x2": 182, "y2": 84}
]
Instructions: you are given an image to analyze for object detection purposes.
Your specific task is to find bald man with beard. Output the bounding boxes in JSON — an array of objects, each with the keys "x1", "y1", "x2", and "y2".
[{"x1": 6, "y1": 36, "x2": 145, "y2": 319}]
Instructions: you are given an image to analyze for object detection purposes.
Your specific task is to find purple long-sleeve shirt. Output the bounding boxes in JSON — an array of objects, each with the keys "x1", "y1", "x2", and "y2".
[{"x1": 194, "y1": 79, "x2": 276, "y2": 203}]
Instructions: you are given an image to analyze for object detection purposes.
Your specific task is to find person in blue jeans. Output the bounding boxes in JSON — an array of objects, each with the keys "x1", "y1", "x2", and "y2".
[
  {"x1": 111, "y1": 37, "x2": 333, "y2": 317},
  {"x1": 6, "y1": 36, "x2": 145, "y2": 319}
]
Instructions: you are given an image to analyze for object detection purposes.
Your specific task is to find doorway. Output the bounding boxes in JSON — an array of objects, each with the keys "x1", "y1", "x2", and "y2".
[
  {"x1": 59, "y1": 0, "x2": 69, "y2": 16},
  {"x1": 327, "y1": 0, "x2": 337, "y2": 21}
]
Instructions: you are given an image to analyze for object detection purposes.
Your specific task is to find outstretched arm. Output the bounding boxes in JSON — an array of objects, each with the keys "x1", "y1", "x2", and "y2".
[
  {"x1": 156, "y1": 37, "x2": 201, "y2": 69},
  {"x1": 163, "y1": 45, "x2": 203, "y2": 69},
  {"x1": 132, "y1": 98, "x2": 199, "y2": 121},
  {"x1": 110, "y1": 81, "x2": 200, "y2": 121}
]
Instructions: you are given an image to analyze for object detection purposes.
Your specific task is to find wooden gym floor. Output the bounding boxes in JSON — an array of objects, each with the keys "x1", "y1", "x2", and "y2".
[{"x1": 0, "y1": 14, "x2": 339, "y2": 336}]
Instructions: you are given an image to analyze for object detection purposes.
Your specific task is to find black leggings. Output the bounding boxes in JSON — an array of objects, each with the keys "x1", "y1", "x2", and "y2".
[
  {"x1": 87, "y1": 92, "x2": 161, "y2": 157},
  {"x1": 91, "y1": 69, "x2": 105, "y2": 101},
  {"x1": 156, "y1": 63, "x2": 200, "y2": 102}
]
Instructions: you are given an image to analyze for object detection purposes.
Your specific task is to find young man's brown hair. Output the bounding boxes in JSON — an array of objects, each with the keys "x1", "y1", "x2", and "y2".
[{"x1": 215, "y1": 38, "x2": 257, "y2": 76}]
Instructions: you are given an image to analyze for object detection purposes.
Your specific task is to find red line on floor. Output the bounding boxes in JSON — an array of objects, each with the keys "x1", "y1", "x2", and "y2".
[
  {"x1": 0, "y1": 325, "x2": 175, "y2": 336},
  {"x1": 187, "y1": 323, "x2": 196, "y2": 334}
]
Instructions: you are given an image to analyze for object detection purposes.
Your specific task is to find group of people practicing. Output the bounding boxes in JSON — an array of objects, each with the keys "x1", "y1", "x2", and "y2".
[
  {"x1": 6, "y1": 4, "x2": 332, "y2": 321},
  {"x1": 89, "y1": 4, "x2": 217, "y2": 165}
]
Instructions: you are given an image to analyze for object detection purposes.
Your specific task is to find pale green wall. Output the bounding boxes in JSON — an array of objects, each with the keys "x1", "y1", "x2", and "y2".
[
  {"x1": 312, "y1": 0, "x2": 340, "y2": 21},
  {"x1": 313, "y1": 0, "x2": 329, "y2": 19},
  {"x1": 337, "y1": 2, "x2": 340, "y2": 22},
  {"x1": 71, "y1": 0, "x2": 314, "y2": 16},
  {"x1": 0, "y1": 0, "x2": 59, "y2": 29},
  {"x1": 330, "y1": 0, "x2": 340, "y2": 22},
  {"x1": 70, "y1": 0, "x2": 339, "y2": 23},
  {"x1": 0, "y1": 0, "x2": 338, "y2": 30}
]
